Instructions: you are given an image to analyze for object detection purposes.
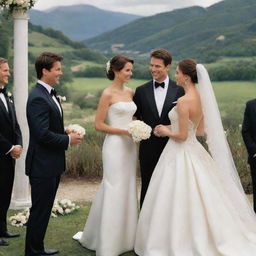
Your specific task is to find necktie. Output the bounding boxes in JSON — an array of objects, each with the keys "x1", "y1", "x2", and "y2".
[
  {"x1": 0, "y1": 87, "x2": 7, "y2": 96},
  {"x1": 155, "y1": 81, "x2": 165, "y2": 88}
]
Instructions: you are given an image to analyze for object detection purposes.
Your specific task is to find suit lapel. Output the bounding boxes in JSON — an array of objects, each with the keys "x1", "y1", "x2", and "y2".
[
  {"x1": 160, "y1": 79, "x2": 178, "y2": 120},
  {"x1": 37, "y1": 84, "x2": 63, "y2": 121},
  {"x1": 6, "y1": 97, "x2": 16, "y2": 127},
  {"x1": 145, "y1": 81, "x2": 160, "y2": 120},
  {"x1": 0, "y1": 96, "x2": 12, "y2": 124}
]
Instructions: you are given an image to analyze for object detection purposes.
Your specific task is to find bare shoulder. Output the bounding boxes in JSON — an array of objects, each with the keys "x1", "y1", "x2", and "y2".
[
  {"x1": 100, "y1": 87, "x2": 112, "y2": 100},
  {"x1": 176, "y1": 96, "x2": 190, "y2": 113},
  {"x1": 125, "y1": 86, "x2": 134, "y2": 97}
]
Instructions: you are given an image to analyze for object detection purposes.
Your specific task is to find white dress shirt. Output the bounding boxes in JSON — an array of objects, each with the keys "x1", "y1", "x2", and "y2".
[
  {"x1": 153, "y1": 76, "x2": 169, "y2": 116},
  {"x1": 0, "y1": 86, "x2": 8, "y2": 112},
  {"x1": 38, "y1": 80, "x2": 62, "y2": 116}
]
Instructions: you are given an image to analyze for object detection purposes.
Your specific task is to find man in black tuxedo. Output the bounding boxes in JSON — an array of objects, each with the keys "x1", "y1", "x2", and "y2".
[
  {"x1": 242, "y1": 99, "x2": 256, "y2": 213},
  {"x1": 25, "y1": 52, "x2": 82, "y2": 256},
  {"x1": 0, "y1": 57, "x2": 23, "y2": 246},
  {"x1": 133, "y1": 49, "x2": 184, "y2": 207}
]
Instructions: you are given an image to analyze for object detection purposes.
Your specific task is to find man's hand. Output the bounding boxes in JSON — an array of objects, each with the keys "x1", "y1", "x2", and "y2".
[
  {"x1": 69, "y1": 132, "x2": 83, "y2": 146},
  {"x1": 10, "y1": 145, "x2": 22, "y2": 159}
]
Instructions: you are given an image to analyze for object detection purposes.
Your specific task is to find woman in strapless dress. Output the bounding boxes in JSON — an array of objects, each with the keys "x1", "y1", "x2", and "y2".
[{"x1": 74, "y1": 55, "x2": 138, "y2": 256}]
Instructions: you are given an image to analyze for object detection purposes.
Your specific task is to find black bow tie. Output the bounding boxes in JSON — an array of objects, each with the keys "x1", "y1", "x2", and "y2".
[
  {"x1": 50, "y1": 89, "x2": 57, "y2": 97},
  {"x1": 155, "y1": 82, "x2": 165, "y2": 88},
  {"x1": 0, "y1": 87, "x2": 7, "y2": 96},
  {"x1": 50, "y1": 88, "x2": 61, "y2": 103}
]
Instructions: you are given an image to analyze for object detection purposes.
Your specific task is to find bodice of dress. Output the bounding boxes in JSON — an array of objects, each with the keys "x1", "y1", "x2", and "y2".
[
  {"x1": 107, "y1": 101, "x2": 137, "y2": 129},
  {"x1": 168, "y1": 106, "x2": 197, "y2": 142}
]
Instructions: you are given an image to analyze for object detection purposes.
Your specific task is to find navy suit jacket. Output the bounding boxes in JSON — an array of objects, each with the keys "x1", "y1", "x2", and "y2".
[{"x1": 26, "y1": 83, "x2": 69, "y2": 178}]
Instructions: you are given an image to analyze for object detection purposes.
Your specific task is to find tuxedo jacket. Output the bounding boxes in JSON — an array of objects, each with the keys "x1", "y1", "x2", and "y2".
[
  {"x1": 0, "y1": 93, "x2": 22, "y2": 166},
  {"x1": 26, "y1": 83, "x2": 69, "y2": 178},
  {"x1": 242, "y1": 99, "x2": 256, "y2": 163},
  {"x1": 133, "y1": 79, "x2": 184, "y2": 162}
]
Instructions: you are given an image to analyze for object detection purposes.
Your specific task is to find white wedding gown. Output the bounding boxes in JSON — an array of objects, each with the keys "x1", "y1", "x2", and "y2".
[
  {"x1": 74, "y1": 101, "x2": 138, "y2": 256},
  {"x1": 135, "y1": 106, "x2": 256, "y2": 256}
]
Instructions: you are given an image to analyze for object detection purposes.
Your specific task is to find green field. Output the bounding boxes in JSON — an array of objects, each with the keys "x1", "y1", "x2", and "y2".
[
  {"x1": 69, "y1": 77, "x2": 147, "y2": 93},
  {"x1": 66, "y1": 78, "x2": 256, "y2": 128},
  {"x1": 70, "y1": 78, "x2": 255, "y2": 108}
]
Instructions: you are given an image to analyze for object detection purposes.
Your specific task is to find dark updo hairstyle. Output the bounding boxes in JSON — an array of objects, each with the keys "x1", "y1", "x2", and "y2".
[
  {"x1": 178, "y1": 58, "x2": 198, "y2": 84},
  {"x1": 106, "y1": 55, "x2": 134, "y2": 80}
]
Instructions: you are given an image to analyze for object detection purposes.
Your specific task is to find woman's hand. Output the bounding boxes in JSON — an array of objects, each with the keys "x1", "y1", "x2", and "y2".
[
  {"x1": 154, "y1": 125, "x2": 171, "y2": 137},
  {"x1": 122, "y1": 129, "x2": 132, "y2": 137}
]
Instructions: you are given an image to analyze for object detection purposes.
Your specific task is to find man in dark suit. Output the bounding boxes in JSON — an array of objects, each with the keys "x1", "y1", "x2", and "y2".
[
  {"x1": 0, "y1": 57, "x2": 23, "y2": 246},
  {"x1": 242, "y1": 99, "x2": 256, "y2": 213},
  {"x1": 25, "y1": 52, "x2": 82, "y2": 256},
  {"x1": 133, "y1": 49, "x2": 184, "y2": 207}
]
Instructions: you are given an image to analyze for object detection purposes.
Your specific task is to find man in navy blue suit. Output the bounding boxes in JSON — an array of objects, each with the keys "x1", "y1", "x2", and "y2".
[
  {"x1": 0, "y1": 57, "x2": 22, "y2": 247},
  {"x1": 25, "y1": 52, "x2": 82, "y2": 256}
]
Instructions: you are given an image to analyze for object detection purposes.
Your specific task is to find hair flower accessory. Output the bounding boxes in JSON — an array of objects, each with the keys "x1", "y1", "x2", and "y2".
[{"x1": 106, "y1": 60, "x2": 111, "y2": 73}]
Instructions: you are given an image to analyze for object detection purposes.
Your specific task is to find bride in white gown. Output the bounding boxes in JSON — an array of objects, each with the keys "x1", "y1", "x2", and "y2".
[
  {"x1": 135, "y1": 59, "x2": 256, "y2": 256},
  {"x1": 73, "y1": 55, "x2": 138, "y2": 256}
]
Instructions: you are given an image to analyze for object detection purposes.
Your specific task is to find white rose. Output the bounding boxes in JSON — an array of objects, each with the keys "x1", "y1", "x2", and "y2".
[
  {"x1": 65, "y1": 208, "x2": 71, "y2": 214},
  {"x1": 57, "y1": 207, "x2": 64, "y2": 214},
  {"x1": 51, "y1": 213, "x2": 57, "y2": 218}
]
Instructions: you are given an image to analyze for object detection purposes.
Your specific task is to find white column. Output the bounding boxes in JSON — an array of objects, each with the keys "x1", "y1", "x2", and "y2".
[{"x1": 10, "y1": 10, "x2": 31, "y2": 209}]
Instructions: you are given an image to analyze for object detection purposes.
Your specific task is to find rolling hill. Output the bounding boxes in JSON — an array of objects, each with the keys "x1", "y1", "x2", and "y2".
[
  {"x1": 29, "y1": 5, "x2": 141, "y2": 41},
  {"x1": 84, "y1": 0, "x2": 256, "y2": 61}
]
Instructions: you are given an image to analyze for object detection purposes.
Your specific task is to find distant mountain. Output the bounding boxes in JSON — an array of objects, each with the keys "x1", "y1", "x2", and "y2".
[
  {"x1": 29, "y1": 5, "x2": 141, "y2": 41},
  {"x1": 84, "y1": 0, "x2": 256, "y2": 61}
]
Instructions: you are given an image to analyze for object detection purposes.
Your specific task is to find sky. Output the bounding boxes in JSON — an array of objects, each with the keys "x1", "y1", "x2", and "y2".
[{"x1": 34, "y1": 0, "x2": 223, "y2": 16}]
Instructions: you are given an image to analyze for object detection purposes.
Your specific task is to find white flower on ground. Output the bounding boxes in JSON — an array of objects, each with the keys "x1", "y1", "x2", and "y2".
[{"x1": 65, "y1": 208, "x2": 71, "y2": 214}]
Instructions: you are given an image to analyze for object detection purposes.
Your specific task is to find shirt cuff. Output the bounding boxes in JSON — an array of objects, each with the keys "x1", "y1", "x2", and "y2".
[
  {"x1": 68, "y1": 135, "x2": 71, "y2": 147},
  {"x1": 6, "y1": 145, "x2": 14, "y2": 155}
]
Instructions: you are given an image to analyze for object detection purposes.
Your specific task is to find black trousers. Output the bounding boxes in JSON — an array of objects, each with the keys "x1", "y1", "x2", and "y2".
[
  {"x1": 139, "y1": 157, "x2": 158, "y2": 209},
  {"x1": 0, "y1": 159, "x2": 14, "y2": 236},
  {"x1": 249, "y1": 160, "x2": 256, "y2": 213},
  {"x1": 25, "y1": 176, "x2": 60, "y2": 256}
]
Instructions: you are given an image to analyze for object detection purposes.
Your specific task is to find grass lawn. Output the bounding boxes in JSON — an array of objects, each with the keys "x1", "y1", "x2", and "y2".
[{"x1": 0, "y1": 204, "x2": 136, "y2": 256}]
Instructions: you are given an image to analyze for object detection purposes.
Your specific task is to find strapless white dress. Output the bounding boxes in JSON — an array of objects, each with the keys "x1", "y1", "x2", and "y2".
[
  {"x1": 74, "y1": 101, "x2": 138, "y2": 256},
  {"x1": 135, "y1": 106, "x2": 256, "y2": 256}
]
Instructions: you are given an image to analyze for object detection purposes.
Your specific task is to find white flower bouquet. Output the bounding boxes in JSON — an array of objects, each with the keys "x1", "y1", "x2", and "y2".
[
  {"x1": 51, "y1": 199, "x2": 80, "y2": 218},
  {"x1": 9, "y1": 208, "x2": 29, "y2": 227},
  {"x1": 127, "y1": 120, "x2": 152, "y2": 142},
  {"x1": 0, "y1": 0, "x2": 36, "y2": 14},
  {"x1": 65, "y1": 124, "x2": 86, "y2": 136}
]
